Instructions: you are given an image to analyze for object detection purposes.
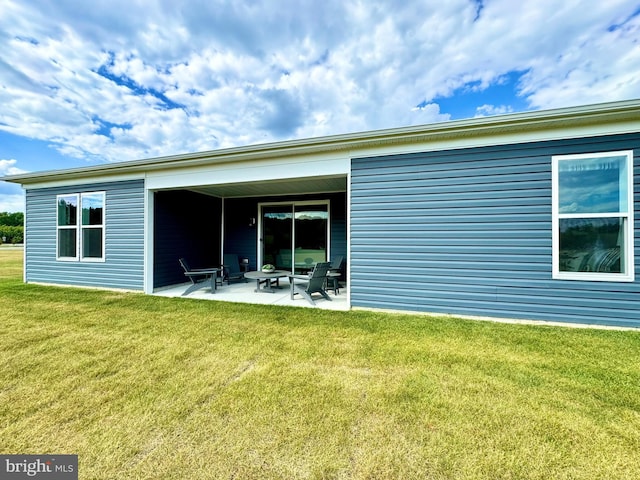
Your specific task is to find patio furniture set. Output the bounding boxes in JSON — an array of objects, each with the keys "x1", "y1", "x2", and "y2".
[{"x1": 179, "y1": 255, "x2": 343, "y2": 306}]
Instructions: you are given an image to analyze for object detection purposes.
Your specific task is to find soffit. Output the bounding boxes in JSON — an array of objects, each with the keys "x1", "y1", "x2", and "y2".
[{"x1": 186, "y1": 175, "x2": 347, "y2": 198}]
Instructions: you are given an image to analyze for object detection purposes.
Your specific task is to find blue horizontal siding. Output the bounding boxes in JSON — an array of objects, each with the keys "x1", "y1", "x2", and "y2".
[
  {"x1": 25, "y1": 179, "x2": 145, "y2": 291},
  {"x1": 350, "y1": 133, "x2": 640, "y2": 328},
  {"x1": 153, "y1": 190, "x2": 222, "y2": 288}
]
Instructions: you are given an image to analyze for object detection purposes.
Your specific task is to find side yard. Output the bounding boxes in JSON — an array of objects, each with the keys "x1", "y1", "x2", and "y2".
[{"x1": 1, "y1": 248, "x2": 639, "y2": 479}]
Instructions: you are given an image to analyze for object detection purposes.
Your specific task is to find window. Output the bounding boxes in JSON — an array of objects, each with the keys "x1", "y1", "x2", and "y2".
[
  {"x1": 57, "y1": 192, "x2": 105, "y2": 261},
  {"x1": 57, "y1": 194, "x2": 78, "y2": 260},
  {"x1": 552, "y1": 151, "x2": 634, "y2": 281}
]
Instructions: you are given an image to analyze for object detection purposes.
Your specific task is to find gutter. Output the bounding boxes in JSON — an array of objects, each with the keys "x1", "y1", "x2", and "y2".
[{"x1": 3, "y1": 98, "x2": 640, "y2": 185}]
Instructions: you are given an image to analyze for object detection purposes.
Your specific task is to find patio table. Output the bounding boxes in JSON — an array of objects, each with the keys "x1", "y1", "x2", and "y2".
[{"x1": 244, "y1": 270, "x2": 290, "y2": 293}]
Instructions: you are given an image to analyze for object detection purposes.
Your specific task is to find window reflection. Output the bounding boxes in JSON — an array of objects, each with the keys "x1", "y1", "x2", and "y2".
[
  {"x1": 58, "y1": 229, "x2": 77, "y2": 258},
  {"x1": 559, "y1": 218, "x2": 624, "y2": 273},
  {"x1": 82, "y1": 229, "x2": 103, "y2": 258},
  {"x1": 82, "y1": 193, "x2": 104, "y2": 225},
  {"x1": 57, "y1": 195, "x2": 77, "y2": 226},
  {"x1": 558, "y1": 156, "x2": 627, "y2": 214}
]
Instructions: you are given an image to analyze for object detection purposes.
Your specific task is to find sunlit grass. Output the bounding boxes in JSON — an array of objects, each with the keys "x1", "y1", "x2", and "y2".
[{"x1": 1, "y1": 248, "x2": 639, "y2": 479}]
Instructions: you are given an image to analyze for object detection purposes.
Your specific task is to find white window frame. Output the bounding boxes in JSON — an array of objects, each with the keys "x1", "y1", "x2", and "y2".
[
  {"x1": 80, "y1": 191, "x2": 106, "y2": 262},
  {"x1": 552, "y1": 150, "x2": 634, "y2": 282},
  {"x1": 56, "y1": 191, "x2": 106, "y2": 262},
  {"x1": 56, "y1": 193, "x2": 79, "y2": 261}
]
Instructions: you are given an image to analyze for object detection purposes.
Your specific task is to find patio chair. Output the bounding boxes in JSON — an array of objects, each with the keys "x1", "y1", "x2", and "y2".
[
  {"x1": 330, "y1": 255, "x2": 344, "y2": 272},
  {"x1": 289, "y1": 261, "x2": 332, "y2": 305},
  {"x1": 178, "y1": 258, "x2": 221, "y2": 296},
  {"x1": 222, "y1": 253, "x2": 248, "y2": 284},
  {"x1": 327, "y1": 255, "x2": 344, "y2": 295}
]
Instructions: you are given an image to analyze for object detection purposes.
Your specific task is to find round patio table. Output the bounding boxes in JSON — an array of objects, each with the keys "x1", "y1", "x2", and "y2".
[{"x1": 244, "y1": 270, "x2": 290, "y2": 293}]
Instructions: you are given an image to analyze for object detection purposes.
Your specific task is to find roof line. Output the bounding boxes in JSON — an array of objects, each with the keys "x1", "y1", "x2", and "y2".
[{"x1": 4, "y1": 98, "x2": 640, "y2": 184}]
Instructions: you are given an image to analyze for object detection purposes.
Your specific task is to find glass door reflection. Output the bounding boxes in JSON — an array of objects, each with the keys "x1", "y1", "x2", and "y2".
[
  {"x1": 260, "y1": 202, "x2": 329, "y2": 273},
  {"x1": 261, "y1": 205, "x2": 293, "y2": 270}
]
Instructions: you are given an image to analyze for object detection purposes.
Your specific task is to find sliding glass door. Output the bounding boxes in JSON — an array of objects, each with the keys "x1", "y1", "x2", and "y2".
[
  {"x1": 260, "y1": 201, "x2": 329, "y2": 272},
  {"x1": 262, "y1": 205, "x2": 293, "y2": 270}
]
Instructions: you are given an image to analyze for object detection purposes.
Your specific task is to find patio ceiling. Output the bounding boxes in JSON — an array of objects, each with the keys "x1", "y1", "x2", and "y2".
[{"x1": 187, "y1": 175, "x2": 347, "y2": 198}]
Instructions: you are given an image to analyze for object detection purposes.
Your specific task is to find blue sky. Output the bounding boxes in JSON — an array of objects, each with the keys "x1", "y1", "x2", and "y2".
[{"x1": 1, "y1": 0, "x2": 640, "y2": 212}]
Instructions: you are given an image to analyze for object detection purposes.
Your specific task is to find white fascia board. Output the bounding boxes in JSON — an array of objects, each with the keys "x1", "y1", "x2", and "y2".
[
  {"x1": 347, "y1": 117, "x2": 640, "y2": 160},
  {"x1": 146, "y1": 152, "x2": 349, "y2": 191},
  {"x1": 15, "y1": 173, "x2": 145, "y2": 190},
  {"x1": 5, "y1": 99, "x2": 640, "y2": 187}
]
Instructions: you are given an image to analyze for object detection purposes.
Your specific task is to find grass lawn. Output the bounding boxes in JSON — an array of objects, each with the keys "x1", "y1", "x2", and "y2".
[{"x1": 1, "y1": 248, "x2": 639, "y2": 479}]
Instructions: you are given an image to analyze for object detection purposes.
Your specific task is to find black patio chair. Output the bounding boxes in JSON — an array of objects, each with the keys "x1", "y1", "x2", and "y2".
[
  {"x1": 288, "y1": 261, "x2": 332, "y2": 305},
  {"x1": 222, "y1": 253, "x2": 248, "y2": 284},
  {"x1": 327, "y1": 255, "x2": 344, "y2": 295},
  {"x1": 178, "y1": 258, "x2": 221, "y2": 296}
]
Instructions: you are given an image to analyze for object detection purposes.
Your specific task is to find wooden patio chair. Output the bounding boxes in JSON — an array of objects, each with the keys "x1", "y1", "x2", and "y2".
[
  {"x1": 289, "y1": 261, "x2": 332, "y2": 305},
  {"x1": 178, "y1": 258, "x2": 221, "y2": 296}
]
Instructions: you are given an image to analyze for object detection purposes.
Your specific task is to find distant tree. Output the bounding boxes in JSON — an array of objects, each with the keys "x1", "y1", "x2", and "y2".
[
  {"x1": 0, "y1": 212, "x2": 24, "y2": 243},
  {"x1": 0, "y1": 212, "x2": 24, "y2": 226}
]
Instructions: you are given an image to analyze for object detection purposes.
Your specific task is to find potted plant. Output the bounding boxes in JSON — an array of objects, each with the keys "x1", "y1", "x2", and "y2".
[{"x1": 261, "y1": 264, "x2": 276, "y2": 273}]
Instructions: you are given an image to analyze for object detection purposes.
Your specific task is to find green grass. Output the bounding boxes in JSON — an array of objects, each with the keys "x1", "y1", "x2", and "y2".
[{"x1": 1, "y1": 248, "x2": 639, "y2": 479}]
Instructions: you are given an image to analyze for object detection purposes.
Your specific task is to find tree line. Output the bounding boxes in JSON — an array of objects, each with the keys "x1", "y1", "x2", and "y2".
[{"x1": 0, "y1": 212, "x2": 24, "y2": 244}]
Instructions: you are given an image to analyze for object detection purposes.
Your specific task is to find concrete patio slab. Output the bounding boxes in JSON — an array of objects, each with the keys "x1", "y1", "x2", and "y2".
[{"x1": 153, "y1": 277, "x2": 349, "y2": 310}]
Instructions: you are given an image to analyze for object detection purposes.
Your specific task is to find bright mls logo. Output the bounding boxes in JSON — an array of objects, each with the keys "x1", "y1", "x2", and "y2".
[{"x1": 0, "y1": 455, "x2": 77, "y2": 479}]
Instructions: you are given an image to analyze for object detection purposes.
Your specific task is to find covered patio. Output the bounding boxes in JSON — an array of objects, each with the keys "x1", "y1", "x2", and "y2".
[
  {"x1": 153, "y1": 275, "x2": 349, "y2": 310},
  {"x1": 150, "y1": 173, "x2": 349, "y2": 305}
]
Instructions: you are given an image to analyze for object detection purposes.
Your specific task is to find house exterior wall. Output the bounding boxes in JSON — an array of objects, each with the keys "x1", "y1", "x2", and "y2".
[
  {"x1": 25, "y1": 179, "x2": 145, "y2": 290},
  {"x1": 153, "y1": 190, "x2": 222, "y2": 288},
  {"x1": 350, "y1": 133, "x2": 640, "y2": 328},
  {"x1": 223, "y1": 197, "x2": 260, "y2": 271},
  {"x1": 329, "y1": 192, "x2": 348, "y2": 264}
]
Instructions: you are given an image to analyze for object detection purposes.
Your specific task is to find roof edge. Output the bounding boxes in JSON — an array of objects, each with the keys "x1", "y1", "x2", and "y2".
[{"x1": 4, "y1": 98, "x2": 640, "y2": 185}]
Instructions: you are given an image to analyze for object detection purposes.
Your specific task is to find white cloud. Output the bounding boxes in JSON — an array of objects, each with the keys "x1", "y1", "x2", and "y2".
[
  {"x1": 519, "y1": 8, "x2": 640, "y2": 109},
  {"x1": 0, "y1": 191, "x2": 25, "y2": 213},
  {"x1": 475, "y1": 104, "x2": 515, "y2": 117},
  {"x1": 0, "y1": 159, "x2": 27, "y2": 176},
  {"x1": 0, "y1": 0, "x2": 638, "y2": 170}
]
